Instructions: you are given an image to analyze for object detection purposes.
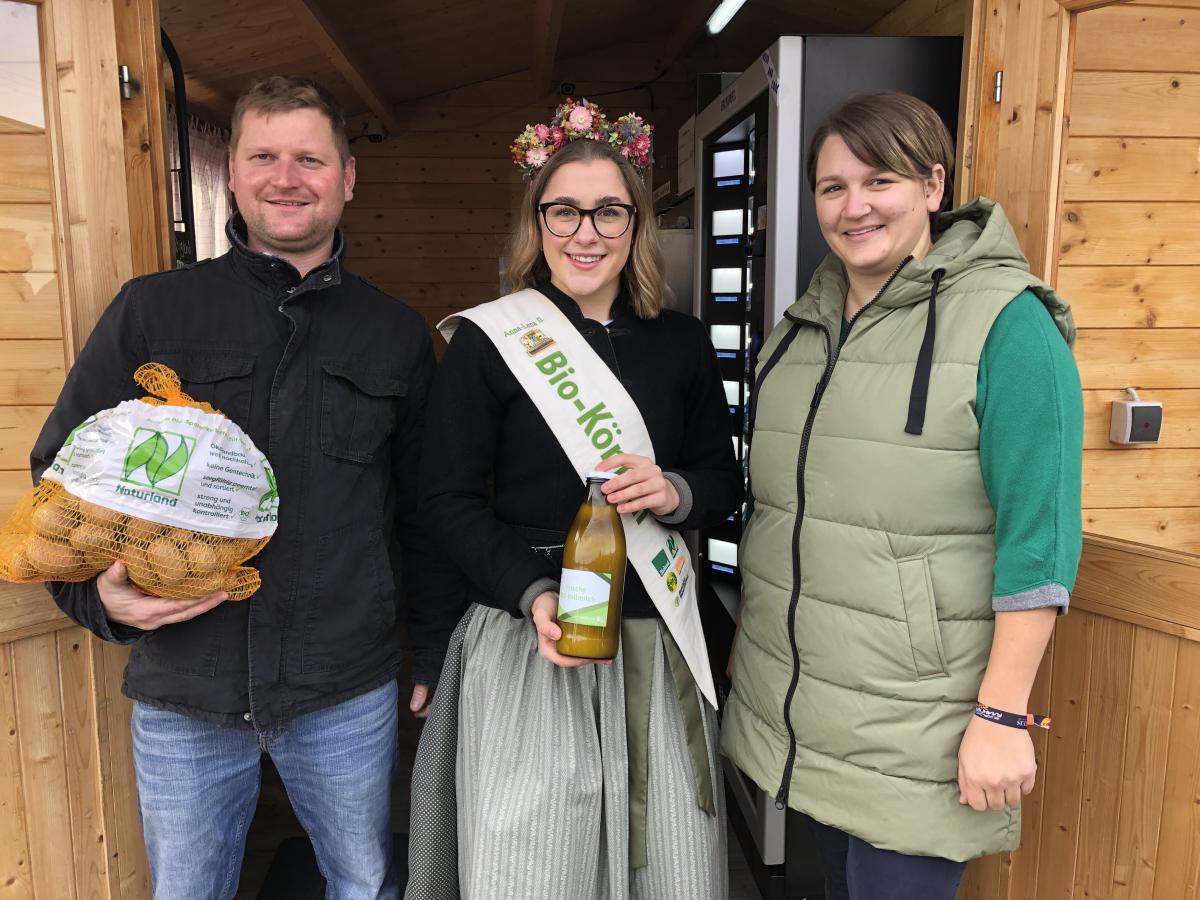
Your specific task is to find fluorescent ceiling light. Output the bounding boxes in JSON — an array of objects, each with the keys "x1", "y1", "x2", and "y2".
[{"x1": 706, "y1": 0, "x2": 748, "y2": 34}]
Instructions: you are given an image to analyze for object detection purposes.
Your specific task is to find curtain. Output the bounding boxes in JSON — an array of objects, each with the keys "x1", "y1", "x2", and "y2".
[{"x1": 166, "y1": 103, "x2": 231, "y2": 262}]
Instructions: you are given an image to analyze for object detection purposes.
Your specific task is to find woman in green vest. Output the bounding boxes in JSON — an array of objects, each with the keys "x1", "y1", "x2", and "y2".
[{"x1": 721, "y1": 90, "x2": 1083, "y2": 898}]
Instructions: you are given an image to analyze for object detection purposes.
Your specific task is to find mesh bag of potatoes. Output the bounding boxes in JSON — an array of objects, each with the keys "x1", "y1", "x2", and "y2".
[{"x1": 0, "y1": 363, "x2": 280, "y2": 601}]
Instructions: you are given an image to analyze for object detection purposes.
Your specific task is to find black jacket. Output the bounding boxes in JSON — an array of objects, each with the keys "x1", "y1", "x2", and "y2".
[
  {"x1": 417, "y1": 283, "x2": 742, "y2": 663},
  {"x1": 31, "y1": 217, "x2": 464, "y2": 730}
]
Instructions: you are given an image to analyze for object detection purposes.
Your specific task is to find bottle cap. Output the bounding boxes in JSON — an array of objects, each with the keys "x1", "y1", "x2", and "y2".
[{"x1": 584, "y1": 469, "x2": 619, "y2": 482}]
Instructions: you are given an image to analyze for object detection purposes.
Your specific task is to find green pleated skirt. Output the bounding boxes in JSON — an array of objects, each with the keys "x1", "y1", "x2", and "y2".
[{"x1": 405, "y1": 604, "x2": 728, "y2": 900}]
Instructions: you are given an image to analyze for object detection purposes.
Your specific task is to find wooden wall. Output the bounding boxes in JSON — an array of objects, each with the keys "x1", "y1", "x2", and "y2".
[
  {"x1": 1057, "y1": 0, "x2": 1200, "y2": 554},
  {"x1": 0, "y1": 37, "x2": 76, "y2": 899},
  {"x1": 343, "y1": 56, "x2": 696, "y2": 345},
  {"x1": 952, "y1": 4, "x2": 1200, "y2": 893},
  {"x1": 0, "y1": 5, "x2": 70, "y2": 643},
  {"x1": 961, "y1": 536, "x2": 1200, "y2": 898},
  {"x1": 950, "y1": 0, "x2": 1199, "y2": 556},
  {"x1": 0, "y1": 0, "x2": 168, "y2": 897},
  {"x1": 0, "y1": 117, "x2": 62, "y2": 534}
]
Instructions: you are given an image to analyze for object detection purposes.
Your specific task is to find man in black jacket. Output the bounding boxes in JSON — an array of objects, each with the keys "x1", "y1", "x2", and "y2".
[{"x1": 31, "y1": 76, "x2": 459, "y2": 899}]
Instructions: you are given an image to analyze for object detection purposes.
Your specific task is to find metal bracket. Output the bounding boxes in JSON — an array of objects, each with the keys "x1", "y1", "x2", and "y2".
[{"x1": 119, "y1": 64, "x2": 141, "y2": 100}]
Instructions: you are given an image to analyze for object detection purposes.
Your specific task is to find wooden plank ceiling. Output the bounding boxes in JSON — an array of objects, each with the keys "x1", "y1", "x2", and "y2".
[{"x1": 159, "y1": 0, "x2": 910, "y2": 126}]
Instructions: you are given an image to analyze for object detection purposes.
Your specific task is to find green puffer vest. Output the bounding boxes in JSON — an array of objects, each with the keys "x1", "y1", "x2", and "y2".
[{"x1": 720, "y1": 199, "x2": 1074, "y2": 861}]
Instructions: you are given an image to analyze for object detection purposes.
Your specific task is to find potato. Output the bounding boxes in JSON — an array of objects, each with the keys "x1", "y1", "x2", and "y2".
[
  {"x1": 26, "y1": 536, "x2": 84, "y2": 577},
  {"x1": 225, "y1": 567, "x2": 261, "y2": 601},
  {"x1": 123, "y1": 546, "x2": 166, "y2": 595},
  {"x1": 233, "y1": 537, "x2": 264, "y2": 562},
  {"x1": 6, "y1": 548, "x2": 39, "y2": 580},
  {"x1": 68, "y1": 522, "x2": 117, "y2": 570},
  {"x1": 115, "y1": 529, "x2": 199, "y2": 599},
  {"x1": 77, "y1": 499, "x2": 127, "y2": 531},
  {"x1": 146, "y1": 536, "x2": 188, "y2": 586},
  {"x1": 124, "y1": 517, "x2": 167, "y2": 542},
  {"x1": 68, "y1": 519, "x2": 114, "y2": 549},
  {"x1": 201, "y1": 537, "x2": 261, "y2": 569},
  {"x1": 184, "y1": 541, "x2": 221, "y2": 578},
  {"x1": 87, "y1": 549, "x2": 117, "y2": 572},
  {"x1": 31, "y1": 502, "x2": 76, "y2": 541}
]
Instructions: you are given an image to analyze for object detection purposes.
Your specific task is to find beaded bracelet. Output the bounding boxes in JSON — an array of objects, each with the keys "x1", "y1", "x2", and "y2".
[{"x1": 974, "y1": 702, "x2": 1051, "y2": 730}]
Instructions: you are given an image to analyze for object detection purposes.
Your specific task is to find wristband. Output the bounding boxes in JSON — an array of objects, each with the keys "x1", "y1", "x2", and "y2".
[{"x1": 974, "y1": 702, "x2": 1051, "y2": 730}]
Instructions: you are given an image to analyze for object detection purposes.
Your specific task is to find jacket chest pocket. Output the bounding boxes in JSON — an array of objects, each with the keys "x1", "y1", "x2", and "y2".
[
  {"x1": 153, "y1": 351, "x2": 255, "y2": 427},
  {"x1": 320, "y1": 362, "x2": 406, "y2": 464}
]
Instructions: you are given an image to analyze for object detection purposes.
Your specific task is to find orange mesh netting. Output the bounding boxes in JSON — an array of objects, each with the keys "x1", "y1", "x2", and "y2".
[
  {"x1": 0, "y1": 364, "x2": 270, "y2": 602},
  {"x1": 134, "y1": 361, "x2": 218, "y2": 414}
]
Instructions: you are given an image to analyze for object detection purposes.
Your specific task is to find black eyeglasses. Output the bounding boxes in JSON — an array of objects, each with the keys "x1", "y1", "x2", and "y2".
[{"x1": 538, "y1": 202, "x2": 637, "y2": 238}]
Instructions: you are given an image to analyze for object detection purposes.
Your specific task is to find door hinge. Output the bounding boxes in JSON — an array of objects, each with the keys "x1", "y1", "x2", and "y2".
[
  {"x1": 119, "y1": 64, "x2": 141, "y2": 100},
  {"x1": 993, "y1": 70, "x2": 1003, "y2": 104}
]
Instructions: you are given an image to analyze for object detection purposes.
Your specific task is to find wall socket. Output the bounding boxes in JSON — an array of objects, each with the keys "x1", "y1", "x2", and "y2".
[{"x1": 1110, "y1": 388, "x2": 1162, "y2": 445}]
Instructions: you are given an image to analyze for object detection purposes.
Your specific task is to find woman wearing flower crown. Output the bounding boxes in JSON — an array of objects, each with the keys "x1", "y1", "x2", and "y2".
[{"x1": 404, "y1": 100, "x2": 741, "y2": 899}]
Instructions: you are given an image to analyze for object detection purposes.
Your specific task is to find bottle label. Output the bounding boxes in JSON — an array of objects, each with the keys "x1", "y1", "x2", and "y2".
[{"x1": 558, "y1": 568, "x2": 613, "y2": 627}]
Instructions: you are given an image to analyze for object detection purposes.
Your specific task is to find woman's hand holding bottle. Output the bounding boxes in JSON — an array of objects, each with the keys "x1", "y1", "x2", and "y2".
[
  {"x1": 530, "y1": 591, "x2": 609, "y2": 668},
  {"x1": 595, "y1": 453, "x2": 680, "y2": 516}
]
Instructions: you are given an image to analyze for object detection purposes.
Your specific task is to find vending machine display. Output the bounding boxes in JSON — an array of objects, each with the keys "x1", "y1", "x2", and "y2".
[{"x1": 698, "y1": 93, "x2": 771, "y2": 623}]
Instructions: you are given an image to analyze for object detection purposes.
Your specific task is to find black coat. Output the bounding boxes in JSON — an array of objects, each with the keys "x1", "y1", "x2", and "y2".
[
  {"x1": 31, "y1": 217, "x2": 464, "y2": 729},
  {"x1": 416, "y1": 282, "x2": 742, "y2": 665}
]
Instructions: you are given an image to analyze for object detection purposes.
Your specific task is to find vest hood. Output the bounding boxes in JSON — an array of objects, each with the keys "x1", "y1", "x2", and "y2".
[
  {"x1": 783, "y1": 197, "x2": 1075, "y2": 438},
  {"x1": 787, "y1": 197, "x2": 1075, "y2": 346}
]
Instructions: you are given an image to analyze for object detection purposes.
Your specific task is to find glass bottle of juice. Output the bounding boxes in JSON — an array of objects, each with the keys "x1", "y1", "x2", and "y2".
[{"x1": 557, "y1": 470, "x2": 626, "y2": 659}]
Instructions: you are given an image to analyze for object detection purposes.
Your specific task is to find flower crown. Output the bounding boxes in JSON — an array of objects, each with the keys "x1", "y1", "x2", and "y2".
[{"x1": 509, "y1": 97, "x2": 653, "y2": 178}]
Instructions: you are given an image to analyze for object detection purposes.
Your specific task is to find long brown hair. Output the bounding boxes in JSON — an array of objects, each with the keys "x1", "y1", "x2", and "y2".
[{"x1": 506, "y1": 140, "x2": 665, "y2": 318}]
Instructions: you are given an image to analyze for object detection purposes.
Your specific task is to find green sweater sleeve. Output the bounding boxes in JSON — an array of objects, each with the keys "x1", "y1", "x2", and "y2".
[{"x1": 977, "y1": 290, "x2": 1084, "y2": 612}]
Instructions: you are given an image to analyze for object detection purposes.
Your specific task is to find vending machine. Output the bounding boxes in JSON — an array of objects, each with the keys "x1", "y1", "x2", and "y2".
[{"x1": 692, "y1": 34, "x2": 962, "y2": 897}]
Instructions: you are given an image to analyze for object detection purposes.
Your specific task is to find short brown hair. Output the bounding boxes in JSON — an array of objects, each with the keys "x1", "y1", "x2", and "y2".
[
  {"x1": 230, "y1": 76, "x2": 350, "y2": 164},
  {"x1": 506, "y1": 139, "x2": 665, "y2": 319},
  {"x1": 807, "y1": 91, "x2": 954, "y2": 201}
]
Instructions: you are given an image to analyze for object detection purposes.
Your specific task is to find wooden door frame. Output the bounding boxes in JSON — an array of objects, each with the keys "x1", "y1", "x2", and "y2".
[
  {"x1": 1, "y1": 0, "x2": 170, "y2": 644},
  {"x1": 3, "y1": 1, "x2": 169, "y2": 897},
  {"x1": 956, "y1": 0, "x2": 1125, "y2": 284},
  {"x1": 23, "y1": 0, "x2": 170, "y2": 363},
  {"x1": 2, "y1": 1, "x2": 168, "y2": 630},
  {"x1": 0, "y1": 4, "x2": 132, "y2": 632}
]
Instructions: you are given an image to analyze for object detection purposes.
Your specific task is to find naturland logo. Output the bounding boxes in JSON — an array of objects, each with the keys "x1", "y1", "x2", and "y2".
[{"x1": 119, "y1": 428, "x2": 195, "y2": 500}]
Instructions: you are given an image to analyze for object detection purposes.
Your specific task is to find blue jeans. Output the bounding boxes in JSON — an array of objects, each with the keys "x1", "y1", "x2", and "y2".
[
  {"x1": 802, "y1": 813, "x2": 967, "y2": 900},
  {"x1": 132, "y1": 681, "x2": 400, "y2": 900}
]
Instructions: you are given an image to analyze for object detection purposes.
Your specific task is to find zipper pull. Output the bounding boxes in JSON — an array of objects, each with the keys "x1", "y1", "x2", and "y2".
[
  {"x1": 810, "y1": 377, "x2": 829, "y2": 410},
  {"x1": 775, "y1": 782, "x2": 790, "y2": 809}
]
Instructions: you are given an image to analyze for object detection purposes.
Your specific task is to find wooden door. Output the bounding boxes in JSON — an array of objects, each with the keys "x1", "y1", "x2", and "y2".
[
  {"x1": 1, "y1": 0, "x2": 170, "y2": 896},
  {"x1": 955, "y1": 0, "x2": 1072, "y2": 279},
  {"x1": 959, "y1": 0, "x2": 1200, "y2": 557}
]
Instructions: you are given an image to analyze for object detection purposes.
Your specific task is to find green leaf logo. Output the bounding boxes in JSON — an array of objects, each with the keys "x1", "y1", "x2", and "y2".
[
  {"x1": 124, "y1": 431, "x2": 168, "y2": 480},
  {"x1": 258, "y1": 467, "x2": 279, "y2": 511},
  {"x1": 148, "y1": 440, "x2": 190, "y2": 487},
  {"x1": 121, "y1": 429, "x2": 195, "y2": 494}
]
